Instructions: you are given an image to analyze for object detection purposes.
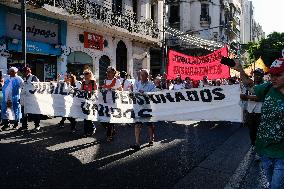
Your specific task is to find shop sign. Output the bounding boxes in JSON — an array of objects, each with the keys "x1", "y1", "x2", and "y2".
[
  {"x1": 84, "y1": 31, "x2": 103, "y2": 50},
  {"x1": 6, "y1": 13, "x2": 58, "y2": 44},
  {"x1": 8, "y1": 40, "x2": 61, "y2": 55}
]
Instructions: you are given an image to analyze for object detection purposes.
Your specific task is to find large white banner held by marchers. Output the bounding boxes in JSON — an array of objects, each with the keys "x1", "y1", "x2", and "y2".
[{"x1": 24, "y1": 82, "x2": 242, "y2": 123}]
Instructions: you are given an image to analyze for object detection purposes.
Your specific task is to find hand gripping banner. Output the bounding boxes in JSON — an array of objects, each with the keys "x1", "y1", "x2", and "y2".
[
  {"x1": 23, "y1": 82, "x2": 242, "y2": 123},
  {"x1": 167, "y1": 47, "x2": 229, "y2": 80}
]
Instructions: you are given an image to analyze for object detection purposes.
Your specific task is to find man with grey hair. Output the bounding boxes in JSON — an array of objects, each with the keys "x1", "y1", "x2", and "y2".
[
  {"x1": 0, "y1": 67, "x2": 24, "y2": 131},
  {"x1": 131, "y1": 69, "x2": 156, "y2": 151}
]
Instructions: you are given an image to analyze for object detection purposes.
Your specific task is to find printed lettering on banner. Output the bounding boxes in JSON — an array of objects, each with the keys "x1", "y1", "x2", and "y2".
[{"x1": 23, "y1": 82, "x2": 242, "y2": 123}]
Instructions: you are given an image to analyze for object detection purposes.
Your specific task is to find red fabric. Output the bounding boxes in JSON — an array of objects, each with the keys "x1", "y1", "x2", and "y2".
[
  {"x1": 101, "y1": 78, "x2": 117, "y2": 89},
  {"x1": 82, "y1": 80, "x2": 95, "y2": 92},
  {"x1": 270, "y1": 58, "x2": 284, "y2": 74},
  {"x1": 167, "y1": 47, "x2": 229, "y2": 80}
]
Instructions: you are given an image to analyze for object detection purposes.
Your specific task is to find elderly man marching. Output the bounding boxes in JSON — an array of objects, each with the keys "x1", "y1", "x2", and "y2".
[
  {"x1": 232, "y1": 57, "x2": 284, "y2": 189},
  {"x1": 130, "y1": 69, "x2": 156, "y2": 151},
  {"x1": 0, "y1": 67, "x2": 24, "y2": 131}
]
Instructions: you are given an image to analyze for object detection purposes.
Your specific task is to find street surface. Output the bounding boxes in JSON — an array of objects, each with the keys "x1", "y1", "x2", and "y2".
[{"x1": 0, "y1": 118, "x2": 251, "y2": 189}]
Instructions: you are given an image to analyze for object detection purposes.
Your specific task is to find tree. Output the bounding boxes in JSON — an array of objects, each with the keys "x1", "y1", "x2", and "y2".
[{"x1": 245, "y1": 32, "x2": 284, "y2": 67}]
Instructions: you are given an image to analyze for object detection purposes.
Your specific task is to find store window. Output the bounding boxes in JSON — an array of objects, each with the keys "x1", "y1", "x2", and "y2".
[{"x1": 67, "y1": 51, "x2": 93, "y2": 79}]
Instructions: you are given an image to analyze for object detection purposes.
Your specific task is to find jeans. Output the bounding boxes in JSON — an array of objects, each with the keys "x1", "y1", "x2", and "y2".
[{"x1": 261, "y1": 156, "x2": 284, "y2": 189}]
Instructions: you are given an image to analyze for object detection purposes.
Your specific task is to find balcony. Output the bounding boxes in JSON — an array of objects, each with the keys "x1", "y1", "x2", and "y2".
[
  {"x1": 200, "y1": 15, "x2": 211, "y2": 27},
  {"x1": 24, "y1": 0, "x2": 160, "y2": 41}
]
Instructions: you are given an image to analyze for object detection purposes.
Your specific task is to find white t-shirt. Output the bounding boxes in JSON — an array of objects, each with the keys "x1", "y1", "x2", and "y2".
[
  {"x1": 120, "y1": 78, "x2": 132, "y2": 91},
  {"x1": 173, "y1": 83, "x2": 185, "y2": 90}
]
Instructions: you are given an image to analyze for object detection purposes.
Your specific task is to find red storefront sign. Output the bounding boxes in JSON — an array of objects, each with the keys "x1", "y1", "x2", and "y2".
[
  {"x1": 84, "y1": 31, "x2": 104, "y2": 50},
  {"x1": 167, "y1": 46, "x2": 229, "y2": 80}
]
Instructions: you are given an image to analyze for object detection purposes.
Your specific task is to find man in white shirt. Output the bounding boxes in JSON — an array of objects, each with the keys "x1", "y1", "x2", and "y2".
[{"x1": 131, "y1": 69, "x2": 156, "y2": 151}]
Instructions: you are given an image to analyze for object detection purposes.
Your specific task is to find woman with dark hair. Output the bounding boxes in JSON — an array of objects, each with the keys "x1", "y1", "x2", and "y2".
[
  {"x1": 184, "y1": 77, "x2": 193, "y2": 89},
  {"x1": 101, "y1": 66, "x2": 122, "y2": 141},
  {"x1": 58, "y1": 74, "x2": 80, "y2": 132},
  {"x1": 173, "y1": 75, "x2": 185, "y2": 90}
]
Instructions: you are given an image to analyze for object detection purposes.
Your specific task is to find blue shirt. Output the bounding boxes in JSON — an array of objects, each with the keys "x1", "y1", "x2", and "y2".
[{"x1": 134, "y1": 80, "x2": 156, "y2": 92}]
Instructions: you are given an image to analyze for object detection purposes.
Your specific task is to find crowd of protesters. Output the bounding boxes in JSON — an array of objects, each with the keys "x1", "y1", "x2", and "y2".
[{"x1": 0, "y1": 54, "x2": 283, "y2": 188}]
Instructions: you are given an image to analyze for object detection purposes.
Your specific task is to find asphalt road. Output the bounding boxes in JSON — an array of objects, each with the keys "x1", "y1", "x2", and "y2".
[{"x1": 0, "y1": 118, "x2": 250, "y2": 189}]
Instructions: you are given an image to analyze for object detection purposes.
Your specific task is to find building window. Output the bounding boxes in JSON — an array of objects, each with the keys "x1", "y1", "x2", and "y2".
[
  {"x1": 169, "y1": 4, "x2": 180, "y2": 29},
  {"x1": 151, "y1": 4, "x2": 156, "y2": 22},
  {"x1": 201, "y1": 4, "x2": 209, "y2": 19},
  {"x1": 113, "y1": 0, "x2": 123, "y2": 13},
  {"x1": 133, "y1": 0, "x2": 138, "y2": 21}
]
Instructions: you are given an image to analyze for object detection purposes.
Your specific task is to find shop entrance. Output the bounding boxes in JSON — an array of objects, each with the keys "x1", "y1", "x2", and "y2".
[
  {"x1": 67, "y1": 51, "x2": 93, "y2": 80},
  {"x1": 8, "y1": 53, "x2": 57, "y2": 81}
]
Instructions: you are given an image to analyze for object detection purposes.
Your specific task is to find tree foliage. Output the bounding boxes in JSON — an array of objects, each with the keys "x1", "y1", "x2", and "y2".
[{"x1": 245, "y1": 32, "x2": 284, "y2": 67}]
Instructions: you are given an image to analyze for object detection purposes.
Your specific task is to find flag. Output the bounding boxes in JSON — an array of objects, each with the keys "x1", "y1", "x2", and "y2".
[{"x1": 254, "y1": 57, "x2": 269, "y2": 73}]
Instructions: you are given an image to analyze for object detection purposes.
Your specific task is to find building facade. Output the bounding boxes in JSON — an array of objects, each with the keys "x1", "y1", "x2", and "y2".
[
  {"x1": 167, "y1": 0, "x2": 241, "y2": 45},
  {"x1": 0, "y1": 0, "x2": 164, "y2": 82}
]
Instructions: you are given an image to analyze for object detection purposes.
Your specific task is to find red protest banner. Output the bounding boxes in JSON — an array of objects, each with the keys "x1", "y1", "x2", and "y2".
[
  {"x1": 84, "y1": 31, "x2": 104, "y2": 50},
  {"x1": 167, "y1": 47, "x2": 229, "y2": 80}
]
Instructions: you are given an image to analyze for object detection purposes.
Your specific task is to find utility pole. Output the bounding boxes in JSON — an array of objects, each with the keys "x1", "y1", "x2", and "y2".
[{"x1": 21, "y1": 0, "x2": 27, "y2": 67}]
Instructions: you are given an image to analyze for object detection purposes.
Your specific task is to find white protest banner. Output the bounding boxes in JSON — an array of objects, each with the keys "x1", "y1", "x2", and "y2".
[{"x1": 23, "y1": 82, "x2": 242, "y2": 123}]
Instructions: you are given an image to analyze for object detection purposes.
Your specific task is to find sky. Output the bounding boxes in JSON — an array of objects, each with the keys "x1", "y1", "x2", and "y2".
[{"x1": 251, "y1": 0, "x2": 284, "y2": 35}]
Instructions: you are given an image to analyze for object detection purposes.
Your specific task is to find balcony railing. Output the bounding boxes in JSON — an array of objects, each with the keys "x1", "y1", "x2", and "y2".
[{"x1": 28, "y1": 0, "x2": 160, "y2": 39}]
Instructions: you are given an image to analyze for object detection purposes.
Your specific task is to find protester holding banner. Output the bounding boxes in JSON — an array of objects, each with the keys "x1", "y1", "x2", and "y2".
[
  {"x1": 241, "y1": 68, "x2": 265, "y2": 147},
  {"x1": 0, "y1": 67, "x2": 24, "y2": 131},
  {"x1": 131, "y1": 69, "x2": 156, "y2": 151},
  {"x1": 232, "y1": 57, "x2": 284, "y2": 189},
  {"x1": 173, "y1": 75, "x2": 185, "y2": 90},
  {"x1": 119, "y1": 71, "x2": 133, "y2": 91},
  {"x1": 184, "y1": 77, "x2": 193, "y2": 89},
  {"x1": 58, "y1": 74, "x2": 80, "y2": 132},
  {"x1": 101, "y1": 66, "x2": 122, "y2": 141},
  {"x1": 81, "y1": 69, "x2": 97, "y2": 137},
  {"x1": 18, "y1": 66, "x2": 41, "y2": 132}
]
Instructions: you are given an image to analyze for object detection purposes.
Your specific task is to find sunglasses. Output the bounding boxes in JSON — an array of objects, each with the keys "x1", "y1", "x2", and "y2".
[{"x1": 84, "y1": 73, "x2": 90, "y2": 75}]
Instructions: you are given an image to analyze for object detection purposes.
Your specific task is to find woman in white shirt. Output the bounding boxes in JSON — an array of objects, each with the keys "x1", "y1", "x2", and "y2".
[{"x1": 173, "y1": 76, "x2": 185, "y2": 90}]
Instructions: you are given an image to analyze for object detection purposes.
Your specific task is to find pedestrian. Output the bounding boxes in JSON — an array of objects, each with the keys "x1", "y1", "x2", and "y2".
[
  {"x1": 130, "y1": 69, "x2": 156, "y2": 151},
  {"x1": 57, "y1": 74, "x2": 80, "y2": 132},
  {"x1": 101, "y1": 66, "x2": 122, "y2": 141},
  {"x1": 184, "y1": 77, "x2": 193, "y2": 89},
  {"x1": 241, "y1": 69, "x2": 265, "y2": 146},
  {"x1": 0, "y1": 67, "x2": 24, "y2": 131},
  {"x1": 233, "y1": 57, "x2": 284, "y2": 189},
  {"x1": 173, "y1": 75, "x2": 185, "y2": 90},
  {"x1": 120, "y1": 71, "x2": 133, "y2": 91},
  {"x1": 81, "y1": 69, "x2": 97, "y2": 137},
  {"x1": 154, "y1": 76, "x2": 163, "y2": 90},
  {"x1": 18, "y1": 66, "x2": 41, "y2": 131}
]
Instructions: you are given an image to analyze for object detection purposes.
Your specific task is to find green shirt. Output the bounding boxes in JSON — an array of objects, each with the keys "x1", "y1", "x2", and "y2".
[{"x1": 255, "y1": 82, "x2": 284, "y2": 158}]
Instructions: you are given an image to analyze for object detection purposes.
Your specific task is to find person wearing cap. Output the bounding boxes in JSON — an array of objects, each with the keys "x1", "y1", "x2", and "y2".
[
  {"x1": 0, "y1": 67, "x2": 24, "y2": 131},
  {"x1": 241, "y1": 68, "x2": 265, "y2": 150},
  {"x1": 18, "y1": 66, "x2": 41, "y2": 131},
  {"x1": 233, "y1": 58, "x2": 284, "y2": 189},
  {"x1": 131, "y1": 69, "x2": 156, "y2": 151},
  {"x1": 101, "y1": 66, "x2": 122, "y2": 141}
]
